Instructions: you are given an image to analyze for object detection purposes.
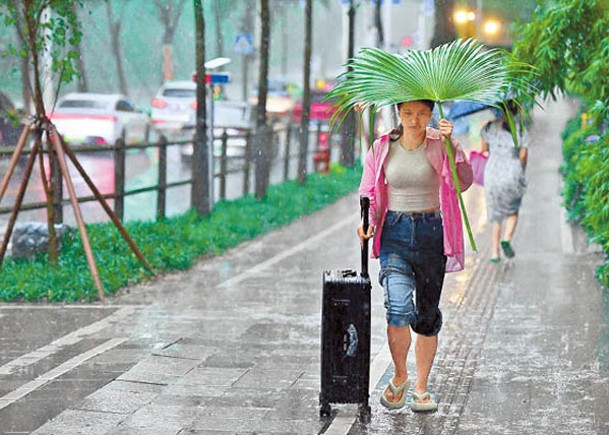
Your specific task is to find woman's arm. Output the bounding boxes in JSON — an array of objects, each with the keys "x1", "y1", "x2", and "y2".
[
  {"x1": 481, "y1": 139, "x2": 489, "y2": 154},
  {"x1": 519, "y1": 147, "x2": 528, "y2": 170}
]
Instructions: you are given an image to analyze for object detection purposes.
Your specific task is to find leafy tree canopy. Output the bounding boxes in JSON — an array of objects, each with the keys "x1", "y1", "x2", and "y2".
[
  {"x1": 0, "y1": 0, "x2": 83, "y2": 100},
  {"x1": 512, "y1": 0, "x2": 609, "y2": 121}
]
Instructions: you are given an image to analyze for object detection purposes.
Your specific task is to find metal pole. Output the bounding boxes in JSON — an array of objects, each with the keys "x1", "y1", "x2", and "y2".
[
  {"x1": 209, "y1": 86, "x2": 215, "y2": 207},
  {"x1": 113, "y1": 137, "x2": 125, "y2": 221},
  {"x1": 243, "y1": 130, "x2": 251, "y2": 196},
  {"x1": 157, "y1": 135, "x2": 167, "y2": 220},
  {"x1": 219, "y1": 130, "x2": 228, "y2": 200},
  {"x1": 283, "y1": 124, "x2": 291, "y2": 181}
]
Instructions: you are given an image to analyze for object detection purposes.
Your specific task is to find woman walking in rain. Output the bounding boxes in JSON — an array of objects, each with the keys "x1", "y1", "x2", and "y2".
[
  {"x1": 481, "y1": 101, "x2": 529, "y2": 262},
  {"x1": 357, "y1": 100, "x2": 473, "y2": 412},
  {"x1": 326, "y1": 39, "x2": 535, "y2": 414}
]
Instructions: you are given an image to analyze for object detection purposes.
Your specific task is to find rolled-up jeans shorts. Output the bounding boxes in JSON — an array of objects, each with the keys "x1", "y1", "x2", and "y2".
[{"x1": 379, "y1": 210, "x2": 447, "y2": 336}]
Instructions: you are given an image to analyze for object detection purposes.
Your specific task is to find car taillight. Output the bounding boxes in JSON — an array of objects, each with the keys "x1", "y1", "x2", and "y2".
[
  {"x1": 190, "y1": 101, "x2": 198, "y2": 110},
  {"x1": 152, "y1": 98, "x2": 167, "y2": 109},
  {"x1": 92, "y1": 136, "x2": 107, "y2": 145}
]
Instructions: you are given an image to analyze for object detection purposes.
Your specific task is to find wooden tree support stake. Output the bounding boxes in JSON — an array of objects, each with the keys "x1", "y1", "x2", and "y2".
[
  {"x1": 0, "y1": 124, "x2": 31, "y2": 205},
  {"x1": 0, "y1": 132, "x2": 40, "y2": 267},
  {"x1": 54, "y1": 128, "x2": 154, "y2": 274},
  {"x1": 48, "y1": 124, "x2": 105, "y2": 301}
]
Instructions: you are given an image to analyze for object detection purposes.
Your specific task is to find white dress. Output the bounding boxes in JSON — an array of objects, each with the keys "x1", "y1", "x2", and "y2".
[{"x1": 482, "y1": 120, "x2": 529, "y2": 223}]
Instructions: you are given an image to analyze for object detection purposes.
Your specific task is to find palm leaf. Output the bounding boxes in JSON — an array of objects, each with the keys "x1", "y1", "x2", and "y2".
[{"x1": 327, "y1": 38, "x2": 538, "y2": 252}]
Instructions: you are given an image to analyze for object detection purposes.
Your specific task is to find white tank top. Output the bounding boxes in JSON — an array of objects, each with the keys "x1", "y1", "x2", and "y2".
[{"x1": 384, "y1": 140, "x2": 440, "y2": 212}]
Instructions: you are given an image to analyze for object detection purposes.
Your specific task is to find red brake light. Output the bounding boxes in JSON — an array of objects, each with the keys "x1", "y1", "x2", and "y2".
[
  {"x1": 152, "y1": 98, "x2": 167, "y2": 109},
  {"x1": 190, "y1": 101, "x2": 198, "y2": 110}
]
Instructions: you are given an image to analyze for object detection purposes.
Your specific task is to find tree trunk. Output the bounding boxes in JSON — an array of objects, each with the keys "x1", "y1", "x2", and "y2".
[
  {"x1": 161, "y1": 44, "x2": 175, "y2": 82},
  {"x1": 375, "y1": 0, "x2": 384, "y2": 48},
  {"x1": 240, "y1": 0, "x2": 255, "y2": 102},
  {"x1": 340, "y1": 0, "x2": 356, "y2": 168},
  {"x1": 22, "y1": 0, "x2": 57, "y2": 261},
  {"x1": 105, "y1": 1, "x2": 128, "y2": 96},
  {"x1": 20, "y1": 54, "x2": 32, "y2": 116},
  {"x1": 155, "y1": 0, "x2": 184, "y2": 83},
  {"x1": 254, "y1": 0, "x2": 270, "y2": 199},
  {"x1": 192, "y1": 0, "x2": 210, "y2": 215},
  {"x1": 280, "y1": 5, "x2": 288, "y2": 77},
  {"x1": 71, "y1": 2, "x2": 88, "y2": 92},
  {"x1": 212, "y1": 0, "x2": 224, "y2": 59},
  {"x1": 298, "y1": 0, "x2": 312, "y2": 184},
  {"x1": 430, "y1": 0, "x2": 457, "y2": 48}
]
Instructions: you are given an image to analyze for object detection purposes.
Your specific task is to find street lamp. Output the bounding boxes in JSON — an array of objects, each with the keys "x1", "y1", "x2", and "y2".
[
  {"x1": 453, "y1": 8, "x2": 476, "y2": 38},
  {"x1": 482, "y1": 19, "x2": 501, "y2": 37}
]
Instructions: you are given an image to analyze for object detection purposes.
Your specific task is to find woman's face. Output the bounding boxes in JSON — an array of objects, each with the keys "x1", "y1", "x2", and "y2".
[{"x1": 398, "y1": 101, "x2": 432, "y2": 137}]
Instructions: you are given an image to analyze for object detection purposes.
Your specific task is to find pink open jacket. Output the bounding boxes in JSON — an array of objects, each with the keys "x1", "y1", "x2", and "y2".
[{"x1": 359, "y1": 127, "x2": 474, "y2": 273}]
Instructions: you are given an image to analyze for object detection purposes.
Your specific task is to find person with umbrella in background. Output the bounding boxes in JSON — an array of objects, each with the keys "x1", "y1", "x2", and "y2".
[{"x1": 480, "y1": 100, "x2": 530, "y2": 262}]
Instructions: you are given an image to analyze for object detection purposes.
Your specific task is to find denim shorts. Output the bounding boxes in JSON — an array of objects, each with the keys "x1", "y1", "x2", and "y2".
[{"x1": 379, "y1": 210, "x2": 447, "y2": 336}]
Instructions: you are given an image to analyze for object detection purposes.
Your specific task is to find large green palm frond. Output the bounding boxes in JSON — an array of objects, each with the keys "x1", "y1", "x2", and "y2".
[
  {"x1": 328, "y1": 38, "x2": 535, "y2": 124},
  {"x1": 327, "y1": 39, "x2": 538, "y2": 252}
]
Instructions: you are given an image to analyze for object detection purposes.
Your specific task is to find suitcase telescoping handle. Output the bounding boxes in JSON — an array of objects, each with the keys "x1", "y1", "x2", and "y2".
[{"x1": 360, "y1": 195, "x2": 370, "y2": 277}]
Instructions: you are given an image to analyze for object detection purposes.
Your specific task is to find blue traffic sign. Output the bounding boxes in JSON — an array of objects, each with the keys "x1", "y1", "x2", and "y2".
[
  {"x1": 234, "y1": 33, "x2": 254, "y2": 55},
  {"x1": 206, "y1": 73, "x2": 230, "y2": 84}
]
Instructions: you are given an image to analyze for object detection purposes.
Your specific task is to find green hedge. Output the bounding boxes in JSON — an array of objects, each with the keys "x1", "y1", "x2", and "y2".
[
  {"x1": 0, "y1": 163, "x2": 362, "y2": 302},
  {"x1": 561, "y1": 115, "x2": 609, "y2": 287}
]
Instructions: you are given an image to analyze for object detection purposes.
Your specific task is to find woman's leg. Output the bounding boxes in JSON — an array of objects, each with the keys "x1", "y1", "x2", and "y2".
[
  {"x1": 379, "y1": 260, "x2": 416, "y2": 404},
  {"x1": 414, "y1": 334, "x2": 437, "y2": 400},
  {"x1": 503, "y1": 213, "x2": 519, "y2": 241},
  {"x1": 491, "y1": 221, "x2": 502, "y2": 259},
  {"x1": 410, "y1": 215, "x2": 446, "y2": 406},
  {"x1": 386, "y1": 325, "x2": 411, "y2": 402}
]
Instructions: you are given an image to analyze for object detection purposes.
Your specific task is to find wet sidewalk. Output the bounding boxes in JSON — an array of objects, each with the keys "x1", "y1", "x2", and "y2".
[{"x1": 1, "y1": 98, "x2": 608, "y2": 435}]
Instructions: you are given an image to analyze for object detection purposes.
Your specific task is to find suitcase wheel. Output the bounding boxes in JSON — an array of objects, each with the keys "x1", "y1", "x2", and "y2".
[
  {"x1": 320, "y1": 403, "x2": 331, "y2": 418},
  {"x1": 358, "y1": 404, "x2": 371, "y2": 422}
]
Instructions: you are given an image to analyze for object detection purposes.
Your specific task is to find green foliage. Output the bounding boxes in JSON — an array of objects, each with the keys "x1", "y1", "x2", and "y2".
[
  {"x1": 561, "y1": 115, "x2": 609, "y2": 288},
  {"x1": 0, "y1": 164, "x2": 362, "y2": 302},
  {"x1": 513, "y1": 0, "x2": 609, "y2": 122},
  {"x1": 516, "y1": 0, "x2": 609, "y2": 288},
  {"x1": 0, "y1": 1, "x2": 83, "y2": 87}
]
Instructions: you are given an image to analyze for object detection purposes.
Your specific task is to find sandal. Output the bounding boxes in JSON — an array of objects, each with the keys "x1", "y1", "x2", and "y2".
[
  {"x1": 380, "y1": 378, "x2": 410, "y2": 410},
  {"x1": 410, "y1": 391, "x2": 438, "y2": 412},
  {"x1": 501, "y1": 240, "x2": 515, "y2": 258}
]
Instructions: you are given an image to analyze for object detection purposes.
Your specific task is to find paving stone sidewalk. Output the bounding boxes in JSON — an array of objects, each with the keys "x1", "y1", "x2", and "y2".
[{"x1": 3, "y1": 98, "x2": 607, "y2": 435}]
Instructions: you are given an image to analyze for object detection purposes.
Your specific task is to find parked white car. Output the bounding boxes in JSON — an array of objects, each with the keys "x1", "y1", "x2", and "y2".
[
  {"x1": 50, "y1": 93, "x2": 152, "y2": 146},
  {"x1": 151, "y1": 81, "x2": 197, "y2": 135},
  {"x1": 181, "y1": 100, "x2": 255, "y2": 160}
]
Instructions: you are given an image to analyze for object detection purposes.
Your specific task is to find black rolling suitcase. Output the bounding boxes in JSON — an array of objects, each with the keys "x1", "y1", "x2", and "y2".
[{"x1": 319, "y1": 196, "x2": 372, "y2": 420}]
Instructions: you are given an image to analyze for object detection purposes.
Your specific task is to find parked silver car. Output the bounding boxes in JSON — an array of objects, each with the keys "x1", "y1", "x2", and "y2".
[
  {"x1": 151, "y1": 81, "x2": 197, "y2": 136},
  {"x1": 50, "y1": 93, "x2": 152, "y2": 146}
]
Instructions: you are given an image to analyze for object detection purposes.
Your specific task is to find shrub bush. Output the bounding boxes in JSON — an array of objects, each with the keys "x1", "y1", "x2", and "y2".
[
  {"x1": 0, "y1": 163, "x2": 362, "y2": 302},
  {"x1": 561, "y1": 116, "x2": 609, "y2": 287}
]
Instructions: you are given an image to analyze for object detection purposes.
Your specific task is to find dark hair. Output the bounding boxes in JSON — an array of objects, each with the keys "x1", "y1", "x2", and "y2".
[
  {"x1": 396, "y1": 100, "x2": 435, "y2": 112},
  {"x1": 499, "y1": 100, "x2": 520, "y2": 132},
  {"x1": 503, "y1": 100, "x2": 519, "y2": 116}
]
